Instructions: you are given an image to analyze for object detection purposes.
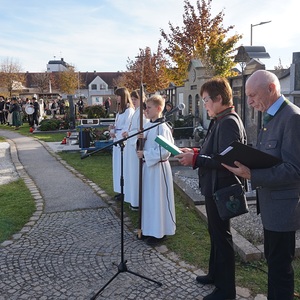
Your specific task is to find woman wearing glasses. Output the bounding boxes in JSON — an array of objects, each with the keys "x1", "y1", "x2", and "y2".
[{"x1": 176, "y1": 77, "x2": 246, "y2": 300}]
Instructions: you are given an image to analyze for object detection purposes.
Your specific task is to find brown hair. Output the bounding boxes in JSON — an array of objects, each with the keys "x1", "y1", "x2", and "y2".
[
  {"x1": 130, "y1": 89, "x2": 146, "y2": 102},
  {"x1": 114, "y1": 87, "x2": 134, "y2": 113},
  {"x1": 200, "y1": 77, "x2": 233, "y2": 106}
]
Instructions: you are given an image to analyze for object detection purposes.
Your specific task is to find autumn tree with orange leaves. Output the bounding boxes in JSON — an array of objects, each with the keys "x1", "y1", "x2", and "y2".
[
  {"x1": 115, "y1": 41, "x2": 169, "y2": 93},
  {"x1": 160, "y1": 0, "x2": 242, "y2": 86}
]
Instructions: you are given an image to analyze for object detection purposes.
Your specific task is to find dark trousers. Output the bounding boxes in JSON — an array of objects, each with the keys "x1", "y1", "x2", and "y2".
[
  {"x1": 264, "y1": 229, "x2": 295, "y2": 300},
  {"x1": 205, "y1": 196, "x2": 236, "y2": 297},
  {"x1": 28, "y1": 115, "x2": 34, "y2": 127},
  {"x1": 0, "y1": 112, "x2": 5, "y2": 124},
  {"x1": 33, "y1": 113, "x2": 39, "y2": 126}
]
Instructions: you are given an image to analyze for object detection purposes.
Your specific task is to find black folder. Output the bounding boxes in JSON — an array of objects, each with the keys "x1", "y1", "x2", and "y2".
[{"x1": 213, "y1": 141, "x2": 281, "y2": 169}]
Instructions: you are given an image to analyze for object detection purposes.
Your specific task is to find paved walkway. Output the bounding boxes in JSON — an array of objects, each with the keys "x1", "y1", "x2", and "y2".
[{"x1": 0, "y1": 130, "x2": 266, "y2": 300}]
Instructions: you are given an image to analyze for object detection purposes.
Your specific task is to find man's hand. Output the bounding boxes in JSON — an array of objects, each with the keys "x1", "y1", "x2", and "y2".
[{"x1": 222, "y1": 161, "x2": 251, "y2": 180}]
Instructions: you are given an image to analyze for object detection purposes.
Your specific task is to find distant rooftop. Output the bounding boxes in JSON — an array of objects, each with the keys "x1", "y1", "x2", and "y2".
[
  {"x1": 235, "y1": 46, "x2": 270, "y2": 63},
  {"x1": 48, "y1": 58, "x2": 68, "y2": 67}
]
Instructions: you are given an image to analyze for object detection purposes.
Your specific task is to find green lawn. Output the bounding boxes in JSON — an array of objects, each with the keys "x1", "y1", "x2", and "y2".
[{"x1": 0, "y1": 179, "x2": 36, "y2": 242}]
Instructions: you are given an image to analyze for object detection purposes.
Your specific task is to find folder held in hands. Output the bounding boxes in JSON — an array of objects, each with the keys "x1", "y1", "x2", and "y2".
[{"x1": 213, "y1": 141, "x2": 281, "y2": 168}]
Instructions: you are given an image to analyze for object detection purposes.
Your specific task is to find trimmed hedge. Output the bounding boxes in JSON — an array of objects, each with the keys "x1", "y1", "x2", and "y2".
[
  {"x1": 84, "y1": 105, "x2": 106, "y2": 119},
  {"x1": 39, "y1": 119, "x2": 61, "y2": 131}
]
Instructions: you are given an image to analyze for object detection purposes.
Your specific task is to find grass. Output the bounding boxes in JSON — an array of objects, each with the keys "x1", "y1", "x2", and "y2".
[
  {"x1": 1, "y1": 128, "x2": 300, "y2": 297},
  {"x1": 0, "y1": 179, "x2": 36, "y2": 243},
  {"x1": 0, "y1": 121, "x2": 66, "y2": 142}
]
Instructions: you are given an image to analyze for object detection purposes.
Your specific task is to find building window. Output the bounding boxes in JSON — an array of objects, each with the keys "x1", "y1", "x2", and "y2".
[
  {"x1": 195, "y1": 94, "x2": 200, "y2": 118},
  {"x1": 91, "y1": 84, "x2": 97, "y2": 90},
  {"x1": 188, "y1": 95, "x2": 192, "y2": 114}
]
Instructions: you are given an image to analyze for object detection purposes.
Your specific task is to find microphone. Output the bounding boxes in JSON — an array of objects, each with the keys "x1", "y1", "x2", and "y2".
[{"x1": 165, "y1": 103, "x2": 185, "y2": 116}]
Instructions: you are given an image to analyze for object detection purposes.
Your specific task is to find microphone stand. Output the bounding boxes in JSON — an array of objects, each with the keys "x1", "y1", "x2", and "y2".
[{"x1": 81, "y1": 118, "x2": 173, "y2": 299}]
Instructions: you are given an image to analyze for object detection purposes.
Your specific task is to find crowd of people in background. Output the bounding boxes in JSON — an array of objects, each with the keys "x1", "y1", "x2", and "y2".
[
  {"x1": 0, "y1": 96, "x2": 25, "y2": 129},
  {"x1": 0, "y1": 96, "x2": 73, "y2": 130}
]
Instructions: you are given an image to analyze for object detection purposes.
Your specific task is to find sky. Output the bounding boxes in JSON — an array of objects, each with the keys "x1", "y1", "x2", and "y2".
[{"x1": 0, "y1": 0, "x2": 298, "y2": 73}]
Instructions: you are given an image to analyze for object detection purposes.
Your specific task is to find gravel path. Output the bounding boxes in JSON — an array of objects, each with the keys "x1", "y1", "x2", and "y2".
[{"x1": 0, "y1": 142, "x2": 19, "y2": 185}]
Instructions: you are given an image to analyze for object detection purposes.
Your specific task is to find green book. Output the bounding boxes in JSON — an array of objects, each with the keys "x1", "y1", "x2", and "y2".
[{"x1": 155, "y1": 135, "x2": 182, "y2": 156}]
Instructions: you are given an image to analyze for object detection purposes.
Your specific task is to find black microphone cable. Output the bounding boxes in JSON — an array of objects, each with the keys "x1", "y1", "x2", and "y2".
[{"x1": 157, "y1": 125, "x2": 176, "y2": 227}]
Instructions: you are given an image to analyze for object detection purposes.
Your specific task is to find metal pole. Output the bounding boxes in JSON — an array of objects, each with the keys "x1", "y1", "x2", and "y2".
[{"x1": 250, "y1": 21, "x2": 271, "y2": 46}]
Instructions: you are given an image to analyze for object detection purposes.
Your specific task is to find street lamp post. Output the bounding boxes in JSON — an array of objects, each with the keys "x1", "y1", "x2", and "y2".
[{"x1": 250, "y1": 21, "x2": 271, "y2": 45}]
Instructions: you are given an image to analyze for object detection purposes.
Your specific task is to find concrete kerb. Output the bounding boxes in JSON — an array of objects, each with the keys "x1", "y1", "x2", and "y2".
[{"x1": 193, "y1": 205, "x2": 260, "y2": 262}]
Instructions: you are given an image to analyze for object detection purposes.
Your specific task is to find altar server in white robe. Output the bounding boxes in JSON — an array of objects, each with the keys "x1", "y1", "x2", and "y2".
[
  {"x1": 137, "y1": 95, "x2": 176, "y2": 246},
  {"x1": 109, "y1": 87, "x2": 134, "y2": 197},
  {"x1": 123, "y1": 89, "x2": 149, "y2": 209}
]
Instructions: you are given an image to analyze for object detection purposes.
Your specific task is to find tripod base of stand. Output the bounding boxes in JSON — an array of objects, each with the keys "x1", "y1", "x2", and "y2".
[{"x1": 91, "y1": 260, "x2": 162, "y2": 300}]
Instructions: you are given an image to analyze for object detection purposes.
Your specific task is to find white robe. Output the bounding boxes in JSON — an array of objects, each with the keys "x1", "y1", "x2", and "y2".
[
  {"x1": 141, "y1": 121, "x2": 176, "y2": 238},
  {"x1": 112, "y1": 107, "x2": 134, "y2": 193},
  {"x1": 124, "y1": 107, "x2": 149, "y2": 206}
]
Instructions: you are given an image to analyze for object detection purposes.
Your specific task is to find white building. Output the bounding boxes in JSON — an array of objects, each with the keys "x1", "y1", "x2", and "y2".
[{"x1": 47, "y1": 58, "x2": 70, "y2": 72}]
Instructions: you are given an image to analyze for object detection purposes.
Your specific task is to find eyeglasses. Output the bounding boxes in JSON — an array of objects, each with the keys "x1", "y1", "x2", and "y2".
[{"x1": 202, "y1": 96, "x2": 211, "y2": 104}]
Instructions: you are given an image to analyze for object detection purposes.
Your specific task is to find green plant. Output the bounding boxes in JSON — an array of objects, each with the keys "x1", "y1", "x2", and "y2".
[
  {"x1": 173, "y1": 114, "x2": 195, "y2": 139},
  {"x1": 39, "y1": 119, "x2": 61, "y2": 131},
  {"x1": 84, "y1": 105, "x2": 106, "y2": 119}
]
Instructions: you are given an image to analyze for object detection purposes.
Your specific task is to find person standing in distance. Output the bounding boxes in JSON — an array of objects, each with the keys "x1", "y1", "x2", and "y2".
[
  {"x1": 223, "y1": 70, "x2": 300, "y2": 300},
  {"x1": 32, "y1": 97, "x2": 40, "y2": 127},
  {"x1": 176, "y1": 77, "x2": 246, "y2": 300},
  {"x1": 104, "y1": 97, "x2": 111, "y2": 117}
]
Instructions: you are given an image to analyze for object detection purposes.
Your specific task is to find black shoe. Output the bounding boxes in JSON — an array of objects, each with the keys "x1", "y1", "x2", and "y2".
[
  {"x1": 146, "y1": 236, "x2": 166, "y2": 246},
  {"x1": 203, "y1": 288, "x2": 236, "y2": 300},
  {"x1": 129, "y1": 205, "x2": 139, "y2": 211},
  {"x1": 196, "y1": 275, "x2": 214, "y2": 285},
  {"x1": 114, "y1": 194, "x2": 122, "y2": 201}
]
